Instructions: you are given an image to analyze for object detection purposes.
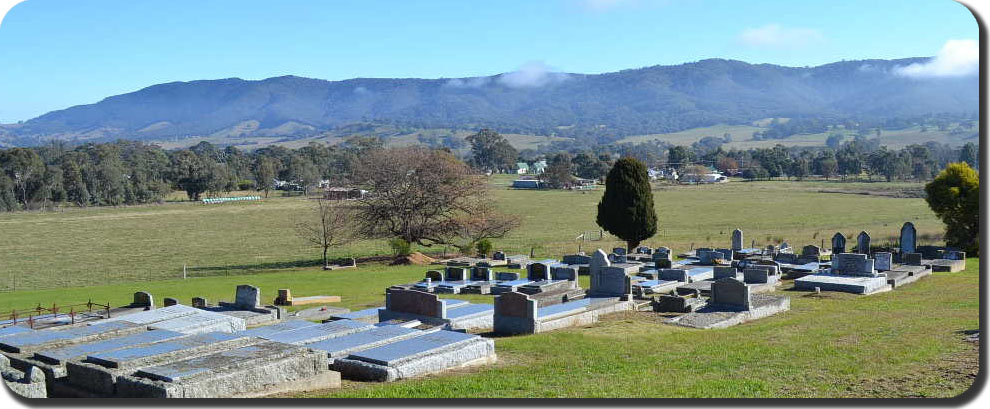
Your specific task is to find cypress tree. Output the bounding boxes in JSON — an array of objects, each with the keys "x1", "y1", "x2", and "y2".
[{"x1": 596, "y1": 157, "x2": 657, "y2": 251}]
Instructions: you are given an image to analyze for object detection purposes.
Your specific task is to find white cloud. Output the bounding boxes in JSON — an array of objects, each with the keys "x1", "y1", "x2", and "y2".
[
  {"x1": 893, "y1": 39, "x2": 979, "y2": 78},
  {"x1": 497, "y1": 61, "x2": 570, "y2": 88},
  {"x1": 737, "y1": 24, "x2": 824, "y2": 49}
]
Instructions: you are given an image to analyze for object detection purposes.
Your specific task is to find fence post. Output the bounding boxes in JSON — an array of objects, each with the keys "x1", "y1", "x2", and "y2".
[{"x1": 183, "y1": 264, "x2": 187, "y2": 280}]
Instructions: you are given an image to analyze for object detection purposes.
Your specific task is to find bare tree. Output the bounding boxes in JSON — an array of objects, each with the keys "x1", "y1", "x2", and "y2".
[
  {"x1": 295, "y1": 198, "x2": 356, "y2": 269},
  {"x1": 351, "y1": 146, "x2": 519, "y2": 249}
]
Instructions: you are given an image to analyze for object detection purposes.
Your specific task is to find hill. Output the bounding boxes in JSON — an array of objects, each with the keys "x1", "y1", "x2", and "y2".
[{"x1": 0, "y1": 58, "x2": 977, "y2": 148}]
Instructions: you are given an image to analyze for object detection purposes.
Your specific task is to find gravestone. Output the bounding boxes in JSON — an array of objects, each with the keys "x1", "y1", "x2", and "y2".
[
  {"x1": 636, "y1": 246, "x2": 653, "y2": 255},
  {"x1": 652, "y1": 249, "x2": 673, "y2": 269},
  {"x1": 714, "y1": 266, "x2": 737, "y2": 280},
  {"x1": 731, "y1": 229, "x2": 743, "y2": 251},
  {"x1": 900, "y1": 222, "x2": 917, "y2": 255},
  {"x1": 191, "y1": 297, "x2": 208, "y2": 309},
  {"x1": 274, "y1": 289, "x2": 292, "y2": 306},
  {"x1": 801, "y1": 245, "x2": 822, "y2": 257},
  {"x1": 589, "y1": 249, "x2": 611, "y2": 277},
  {"x1": 562, "y1": 253, "x2": 591, "y2": 265},
  {"x1": 904, "y1": 252, "x2": 923, "y2": 266},
  {"x1": 874, "y1": 252, "x2": 892, "y2": 271},
  {"x1": 385, "y1": 289, "x2": 445, "y2": 319},
  {"x1": 774, "y1": 253, "x2": 799, "y2": 264},
  {"x1": 765, "y1": 244, "x2": 778, "y2": 257},
  {"x1": 492, "y1": 251, "x2": 506, "y2": 261},
  {"x1": 495, "y1": 271, "x2": 520, "y2": 281},
  {"x1": 831, "y1": 233, "x2": 846, "y2": 254},
  {"x1": 742, "y1": 268, "x2": 770, "y2": 284},
  {"x1": 831, "y1": 253, "x2": 877, "y2": 277},
  {"x1": 551, "y1": 266, "x2": 579, "y2": 281},
  {"x1": 132, "y1": 292, "x2": 154, "y2": 309},
  {"x1": 612, "y1": 247, "x2": 627, "y2": 256},
  {"x1": 857, "y1": 231, "x2": 871, "y2": 255},
  {"x1": 710, "y1": 278, "x2": 750, "y2": 310},
  {"x1": 658, "y1": 268, "x2": 689, "y2": 282},
  {"x1": 494, "y1": 291, "x2": 537, "y2": 320},
  {"x1": 234, "y1": 285, "x2": 261, "y2": 309},
  {"x1": 590, "y1": 265, "x2": 632, "y2": 298},
  {"x1": 425, "y1": 270, "x2": 443, "y2": 282},
  {"x1": 163, "y1": 298, "x2": 178, "y2": 307},
  {"x1": 697, "y1": 249, "x2": 724, "y2": 265},
  {"x1": 471, "y1": 266, "x2": 493, "y2": 281},
  {"x1": 445, "y1": 267, "x2": 470, "y2": 281},
  {"x1": 527, "y1": 261, "x2": 555, "y2": 281}
]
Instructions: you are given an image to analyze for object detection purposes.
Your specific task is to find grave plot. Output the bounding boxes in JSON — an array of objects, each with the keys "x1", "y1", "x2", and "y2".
[
  {"x1": 0, "y1": 321, "x2": 142, "y2": 354},
  {"x1": 200, "y1": 285, "x2": 281, "y2": 326},
  {"x1": 651, "y1": 294, "x2": 706, "y2": 313},
  {"x1": 260, "y1": 320, "x2": 373, "y2": 345},
  {"x1": 235, "y1": 320, "x2": 320, "y2": 338},
  {"x1": 793, "y1": 253, "x2": 891, "y2": 295},
  {"x1": 493, "y1": 292, "x2": 634, "y2": 335},
  {"x1": 306, "y1": 325, "x2": 427, "y2": 363},
  {"x1": 101, "y1": 304, "x2": 247, "y2": 335},
  {"x1": 491, "y1": 278, "x2": 535, "y2": 295},
  {"x1": 63, "y1": 332, "x2": 258, "y2": 396},
  {"x1": 113, "y1": 340, "x2": 337, "y2": 398},
  {"x1": 670, "y1": 278, "x2": 790, "y2": 329},
  {"x1": 330, "y1": 330, "x2": 495, "y2": 382},
  {"x1": 928, "y1": 251, "x2": 967, "y2": 272},
  {"x1": 0, "y1": 326, "x2": 33, "y2": 339},
  {"x1": 274, "y1": 289, "x2": 341, "y2": 307},
  {"x1": 873, "y1": 252, "x2": 933, "y2": 289},
  {"x1": 378, "y1": 289, "x2": 493, "y2": 331}
]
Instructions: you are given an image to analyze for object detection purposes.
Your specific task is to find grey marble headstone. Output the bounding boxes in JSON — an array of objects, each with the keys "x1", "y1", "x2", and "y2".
[
  {"x1": 551, "y1": 266, "x2": 579, "y2": 281},
  {"x1": 831, "y1": 253, "x2": 877, "y2": 277},
  {"x1": 874, "y1": 252, "x2": 892, "y2": 271},
  {"x1": 832, "y1": 233, "x2": 846, "y2": 254},
  {"x1": 856, "y1": 231, "x2": 871, "y2": 255},
  {"x1": 900, "y1": 222, "x2": 917, "y2": 255},
  {"x1": 801, "y1": 245, "x2": 822, "y2": 257},
  {"x1": 658, "y1": 268, "x2": 689, "y2": 282},
  {"x1": 589, "y1": 249, "x2": 611, "y2": 278},
  {"x1": 713, "y1": 266, "x2": 737, "y2": 280},
  {"x1": 710, "y1": 278, "x2": 750, "y2": 310},
  {"x1": 742, "y1": 268, "x2": 770, "y2": 284},
  {"x1": 234, "y1": 284, "x2": 261, "y2": 309},
  {"x1": 731, "y1": 229, "x2": 743, "y2": 251},
  {"x1": 590, "y1": 265, "x2": 632, "y2": 298}
]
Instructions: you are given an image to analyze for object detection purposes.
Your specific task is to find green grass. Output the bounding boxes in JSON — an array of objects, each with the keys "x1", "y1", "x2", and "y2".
[{"x1": 0, "y1": 177, "x2": 943, "y2": 292}]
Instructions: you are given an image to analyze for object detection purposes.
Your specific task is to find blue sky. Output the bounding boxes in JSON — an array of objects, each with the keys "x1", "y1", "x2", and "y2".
[{"x1": 0, "y1": 0, "x2": 980, "y2": 123}]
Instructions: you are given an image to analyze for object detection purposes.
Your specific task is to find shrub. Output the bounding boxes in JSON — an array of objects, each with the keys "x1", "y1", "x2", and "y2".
[
  {"x1": 389, "y1": 238, "x2": 412, "y2": 257},
  {"x1": 476, "y1": 239, "x2": 493, "y2": 256}
]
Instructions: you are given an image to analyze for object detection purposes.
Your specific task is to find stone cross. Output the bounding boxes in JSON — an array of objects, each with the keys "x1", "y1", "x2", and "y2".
[
  {"x1": 731, "y1": 228, "x2": 743, "y2": 251},
  {"x1": 856, "y1": 231, "x2": 871, "y2": 255},
  {"x1": 900, "y1": 222, "x2": 917, "y2": 255},
  {"x1": 832, "y1": 233, "x2": 846, "y2": 254}
]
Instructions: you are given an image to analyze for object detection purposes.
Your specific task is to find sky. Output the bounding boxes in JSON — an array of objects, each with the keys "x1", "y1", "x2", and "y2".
[{"x1": 0, "y1": 0, "x2": 980, "y2": 123}]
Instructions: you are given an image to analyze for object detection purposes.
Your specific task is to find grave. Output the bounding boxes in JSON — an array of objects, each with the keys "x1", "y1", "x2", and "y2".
[
  {"x1": 670, "y1": 278, "x2": 790, "y2": 329},
  {"x1": 273, "y1": 289, "x2": 341, "y2": 307},
  {"x1": 0, "y1": 321, "x2": 143, "y2": 354},
  {"x1": 874, "y1": 252, "x2": 892, "y2": 271},
  {"x1": 2, "y1": 355, "x2": 47, "y2": 398},
  {"x1": 262, "y1": 320, "x2": 373, "y2": 345},
  {"x1": 651, "y1": 295, "x2": 705, "y2": 313},
  {"x1": 378, "y1": 289, "x2": 493, "y2": 331},
  {"x1": 493, "y1": 291, "x2": 634, "y2": 335},
  {"x1": 793, "y1": 254, "x2": 890, "y2": 294},
  {"x1": 900, "y1": 222, "x2": 917, "y2": 255},
  {"x1": 832, "y1": 232, "x2": 846, "y2": 254},
  {"x1": 327, "y1": 307, "x2": 383, "y2": 324},
  {"x1": 562, "y1": 253, "x2": 591, "y2": 265},
  {"x1": 191, "y1": 297, "x2": 208, "y2": 309},
  {"x1": 210, "y1": 285, "x2": 281, "y2": 326},
  {"x1": 731, "y1": 229, "x2": 743, "y2": 251},
  {"x1": 113, "y1": 340, "x2": 338, "y2": 398},
  {"x1": 129, "y1": 292, "x2": 155, "y2": 310},
  {"x1": 652, "y1": 248, "x2": 673, "y2": 269},
  {"x1": 857, "y1": 231, "x2": 871, "y2": 255},
  {"x1": 163, "y1": 298, "x2": 178, "y2": 307},
  {"x1": 330, "y1": 329, "x2": 496, "y2": 382},
  {"x1": 930, "y1": 251, "x2": 967, "y2": 272}
]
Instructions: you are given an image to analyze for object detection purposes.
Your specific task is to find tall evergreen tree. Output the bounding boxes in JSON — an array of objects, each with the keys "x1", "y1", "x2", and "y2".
[
  {"x1": 596, "y1": 157, "x2": 657, "y2": 251},
  {"x1": 925, "y1": 162, "x2": 979, "y2": 254}
]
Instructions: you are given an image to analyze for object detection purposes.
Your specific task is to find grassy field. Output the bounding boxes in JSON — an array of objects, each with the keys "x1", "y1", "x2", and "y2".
[
  {"x1": 0, "y1": 175, "x2": 978, "y2": 398},
  {"x1": 0, "y1": 176, "x2": 944, "y2": 292}
]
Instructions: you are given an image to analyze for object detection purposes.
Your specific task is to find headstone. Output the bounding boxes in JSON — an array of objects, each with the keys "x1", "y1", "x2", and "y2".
[
  {"x1": 234, "y1": 285, "x2": 261, "y2": 309},
  {"x1": 562, "y1": 253, "x2": 591, "y2": 265},
  {"x1": 163, "y1": 297, "x2": 178, "y2": 307},
  {"x1": 551, "y1": 265, "x2": 579, "y2": 281},
  {"x1": 425, "y1": 270, "x2": 443, "y2": 282},
  {"x1": 742, "y1": 268, "x2": 770, "y2": 284},
  {"x1": 857, "y1": 231, "x2": 871, "y2": 255},
  {"x1": 191, "y1": 297, "x2": 208, "y2": 308},
  {"x1": 612, "y1": 247, "x2": 627, "y2": 256},
  {"x1": 636, "y1": 246, "x2": 653, "y2": 255},
  {"x1": 274, "y1": 289, "x2": 292, "y2": 306},
  {"x1": 710, "y1": 278, "x2": 750, "y2": 310},
  {"x1": 731, "y1": 229, "x2": 743, "y2": 251},
  {"x1": 445, "y1": 266, "x2": 470, "y2": 281},
  {"x1": 652, "y1": 249, "x2": 673, "y2": 269},
  {"x1": 590, "y1": 265, "x2": 632, "y2": 298},
  {"x1": 494, "y1": 291, "x2": 537, "y2": 320},
  {"x1": 900, "y1": 222, "x2": 917, "y2": 255},
  {"x1": 495, "y1": 271, "x2": 520, "y2": 281},
  {"x1": 874, "y1": 252, "x2": 892, "y2": 271},
  {"x1": 471, "y1": 266, "x2": 493, "y2": 281},
  {"x1": 132, "y1": 292, "x2": 154, "y2": 308},
  {"x1": 589, "y1": 249, "x2": 611, "y2": 277},
  {"x1": 658, "y1": 268, "x2": 689, "y2": 282},
  {"x1": 527, "y1": 261, "x2": 555, "y2": 281},
  {"x1": 774, "y1": 253, "x2": 799, "y2": 264},
  {"x1": 904, "y1": 252, "x2": 923, "y2": 266},
  {"x1": 945, "y1": 251, "x2": 966, "y2": 261},
  {"x1": 713, "y1": 266, "x2": 737, "y2": 280},
  {"x1": 697, "y1": 249, "x2": 724, "y2": 265},
  {"x1": 765, "y1": 244, "x2": 778, "y2": 257},
  {"x1": 385, "y1": 289, "x2": 445, "y2": 319},
  {"x1": 831, "y1": 233, "x2": 846, "y2": 254},
  {"x1": 831, "y1": 253, "x2": 877, "y2": 277},
  {"x1": 492, "y1": 251, "x2": 506, "y2": 261},
  {"x1": 801, "y1": 245, "x2": 822, "y2": 257}
]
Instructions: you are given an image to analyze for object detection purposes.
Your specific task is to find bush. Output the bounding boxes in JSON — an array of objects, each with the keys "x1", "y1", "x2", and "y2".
[
  {"x1": 237, "y1": 180, "x2": 257, "y2": 190},
  {"x1": 389, "y1": 238, "x2": 412, "y2": 257},
  {"x1": 476, "y1": 239, "x2": 493, "y2": 256}
]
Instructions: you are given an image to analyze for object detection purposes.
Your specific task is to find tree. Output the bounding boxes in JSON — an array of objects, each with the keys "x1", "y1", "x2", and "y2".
[
  {"x1": 466, "y1": 129, "x2": 518, "y2": 173},
  {"x1": 253, "y1": 156, "x2": 280, "y2": 198},
  {"x1": 924, "y1": 163, "x2": 979, "y2": 254},
  {"x1": 826, "y1": 133, "x2": 845, "y2": 150},
  {"x1": 0, "y1": 148, "x2": 44, "y2": 208},
  {"x1": 286, "y1": 155, "x2": 320, "y2": 195},
  {"x1": 295, "y1": 198, "x2": 356, "y2": 268},
  {"x1": 959, "y1": 142, "x2": 978, "y2": 170},
  {"x1": 540, "y1": 152, "x2": 574, "y2": 188},
  {"x1": 352, "y1": 146, "x2": 518, "y2": 247},
  {"x1": 596, "y1": 157, "x2": 657, "y2": 251},
  {"x1": 667, "y1": 146, "x2": 693, "y2": 169}
]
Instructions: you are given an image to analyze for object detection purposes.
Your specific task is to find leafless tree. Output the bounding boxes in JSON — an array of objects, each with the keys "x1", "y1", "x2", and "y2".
[
  {"x1": 351, "y1": 146, "x2": 519, "y2": 249},
  {"x1": 294, "y1": 198, "x2": 356, "y2": 268}
]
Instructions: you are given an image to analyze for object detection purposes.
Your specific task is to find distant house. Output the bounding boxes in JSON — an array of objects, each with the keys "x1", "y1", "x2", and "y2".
[
  {"x1": 532, "y1": 160, "x2": 548, "y2": 174},
  {"x1": 512, "y1": 179, "x2": 543, "y2": 189},
  {"x1": 678, "y1": 167, "x2": 727, "y2": 184},
  {"x1": 516, "y1": 162, "x2": 530, "y2": 174}
]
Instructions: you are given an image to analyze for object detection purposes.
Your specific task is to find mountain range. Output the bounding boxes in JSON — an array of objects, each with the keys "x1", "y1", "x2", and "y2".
[{"x1": 0, "y1": 57, "x2": 978, "y2": 148}]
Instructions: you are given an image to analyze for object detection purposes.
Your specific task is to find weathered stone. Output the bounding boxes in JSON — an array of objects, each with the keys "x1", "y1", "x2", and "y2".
[
  {"x1": 710, "y1": 278, "x2": 750, "y2": 310},
  {"x1": 191, "y1": 297, "x2": 208, "y2": 308},
  {"x1": 612, "y1": 247, "x2": 627, "y2": 256},
  {"x1": 234, "y1": 285, "x2": 261, "y2": 310},
  {"x1": 492, "y1": 251, "x2": 506, "y2": 261},
  {"x1": 425, "y1": 270, "x2": 443, "y2": 282},
  {"x1": 589, "y1": 249, "x2": 611, "y2": 277},
  {"x1": 384, "y1": 289, "x2": 444, "y2": 318},
  {"x1": 551, "y1": 265, "x2": 579, "y2": 281},
  {"x1": 494, "y1": 271, "x2": 520, "y2": 281},
  {"x1": 659, "y1": 268, "x2": 689, "y2": 282},
  {"x1": 526, "y1": 260, "x2": 556, "y2": 281},
  {"x1": 471, "y1": 266, "x2": 493, "y2": 281},
  {"x1": 900, "y1": 222, "x2": 917, "y2": 255},
  {"x1": 874, "y1": 252, "x2": 892, "y2": 271},
  {"x1": 831, "y1": 253, "x2": 877, "y2": 277},
  {"x1": 444, "y1": 267, "x2": 470, "y2": 281},
  {"x1": 904, "y1": 252, "x2": 923, "y2": 266}
]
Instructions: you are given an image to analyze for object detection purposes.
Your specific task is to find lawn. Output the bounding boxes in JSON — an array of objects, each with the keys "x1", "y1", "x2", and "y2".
[
  {"x1": 0, "y1": 176, "x2": 979, "y2": 398},
  {"x1": 0, "y1": 178, "x2": 943, "y2": 292}
]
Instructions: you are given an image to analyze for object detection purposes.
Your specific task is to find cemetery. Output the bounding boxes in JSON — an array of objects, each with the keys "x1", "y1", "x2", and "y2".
[{"x1": 0, "y1": 220, "x2": 973, "y2": 399}]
